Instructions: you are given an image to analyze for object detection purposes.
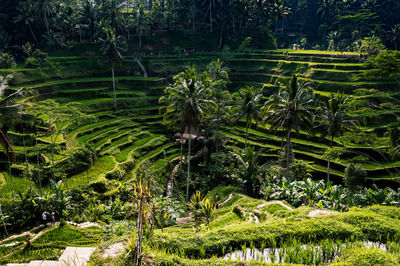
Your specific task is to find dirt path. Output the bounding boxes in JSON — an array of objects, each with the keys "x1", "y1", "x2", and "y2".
[
  {"x1": 256, "y1": 201, "x2": 294, "y2": 211},
  {"x1": 0, "y1": 221, "x2": 102, "y2": 246}
]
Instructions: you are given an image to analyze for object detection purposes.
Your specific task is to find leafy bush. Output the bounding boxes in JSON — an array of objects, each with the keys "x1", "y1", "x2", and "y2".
[
  {"x1": 363, "y1": 50, "x2": 400, "y2": 80},
  {"x1": 344, "y1": 163, "x2": 367, "y2": 190},
  {"x1": 188, "y1": 191, "x2": 216, "y2": 230},
  {"x1": 332, "y1": 247, "x2": 399, "y2": 265},
  {"x1": 25, "y1": 49, "x2": 48, "y2": 68},
  {"x1": 359, "y1": 36, "x2": 385, "y2": 57},
  {"x1": 0, "y1": 53, "x2": 16, "y2": 68}
]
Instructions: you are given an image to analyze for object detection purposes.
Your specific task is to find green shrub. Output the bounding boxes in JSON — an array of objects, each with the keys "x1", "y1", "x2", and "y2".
[
  {"x1": 344, "y1": 164, "x2": 367, "y2": 190},
  {"x1": 0, "y1": 53, "x2": 16, "y2": 68},
  {"x1": 332, "y1": 247, "x2": 399, "y2": 265}
]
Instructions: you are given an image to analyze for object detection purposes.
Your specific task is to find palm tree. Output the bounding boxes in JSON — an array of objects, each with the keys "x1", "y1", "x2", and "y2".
[
  {"x1": 14, "y1": 2, "x2": 38, "y2": 43},
  {"x1": 33, "y1": 0, "x2": 54, "y2": 36},
  {"x1": 133, "y1": 1, "x2": 149, "y2": 47},
  {"x1": 232, "y1": 86, "x2": 262, "y2": 155},
  {"x1": 263, "y1": 75, "x2": 315, "y2": 180},
  {"x1": 77, "y1": 0, "x2": 98, "y2": 42},
  {"x1": 232, "y1": 146, "x2": 269, "y2": 197},
  {"x1": 159, "y1": 66, "x2": 216, "y2": 201},
  {"x1": 317, "y1": 0, "x2": 332, "y2": 21},
  {"x1": 99, "y1": 27, "x2": 127, "y2": 110},
  {"x1": 318, "y1": 93, "x2": 358, "y2": 182},
  {"x1": 390, "y1": 24, "x2": 400, "y2": 50}
]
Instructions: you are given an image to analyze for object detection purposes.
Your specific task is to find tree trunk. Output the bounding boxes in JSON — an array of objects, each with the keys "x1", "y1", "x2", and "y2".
[
  {"x1": 50, "y1": 134, "x2": 55, "y2": 167},
  {"x1": 209, "y1": 0, "x2": 212, "y2": 33},
  {"x1": 244, "y1": 117, "x2": 250, "y2": 155},
  {"x1": 219, "y1": 27, "x2": 224, "y2": 49},
  {"x1": 36, "y1": 136, "x2": 42, "y2": 196},
  {"x1": 192, "y1": 9, "x2": 195, "y2": 31},
  {"x1": 8, "y1": 159, "x2": 14, "y2": 203},
  {"x1": 112, "y1": 64, "x2": 117, "y2": 110},
  {"x1": 186, "y1": 137, "x2": 191, "y2": 202},
  {"x1": 22, "y1": 135, "x2": 32, "y2": 192},
  {"x1": 286, "y1": 130, "x2": 291, "y2": 181},
  {"x1": 216, "y1": 128, "x2": 219, "y2": 155},
  {"x1": 44, "y1": 11, "x2": 49, "y2": 36},
  {"x1": 27, "y1": 23, "x2": 37, "y2": 43},
  {"x1": 179, "y1": 133, "x2": 183, "y2": 174},
  {"x1": 135, "y1": 58, "x2": 148, "y2": 77},
  {"x1": 327, "y1": 135, "x2": 334, "y2": 183}
]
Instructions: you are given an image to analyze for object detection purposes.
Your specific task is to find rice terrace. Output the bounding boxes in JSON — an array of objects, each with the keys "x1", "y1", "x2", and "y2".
[{"x1": 1, "y1": 0, "x2": 400, "y2": 265}]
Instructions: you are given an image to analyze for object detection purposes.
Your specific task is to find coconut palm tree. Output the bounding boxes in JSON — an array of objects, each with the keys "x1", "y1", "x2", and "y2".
[
  {"x1": 390, "y1": 24, "x2": 400, "y2": 50},
  {"x1": 33, "y1": 0, "x2": 54, "y2": 36},
  {"x1": 318, "y1": 93, "x2": 358, "y2": 182},
  {"x1": 99, "y1": 26, "x2": 127, "y2": 110},
  {"x1": 77, "y1": 0, "x2": 98, "y2": 42},
  {"x1": 263, "y1": 75, "x2": 315, "y2": 180},
  {"x1": 232, "y1": 86, "x2": 262, "y2": 155},
  {"x1": 14, "y1": 2, "x2": 38, "y2": 43},
  {"x1": 159, "y1": 66, "x2": 216, "y2": 201},
  {"x1": 232, "y1": 146, "x2": 270, "y2": 197}
]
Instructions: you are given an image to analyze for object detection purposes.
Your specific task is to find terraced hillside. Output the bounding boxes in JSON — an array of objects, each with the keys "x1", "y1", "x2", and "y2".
[{"x1": 1, "y1": 50, "x2": 400, "y2": 198}]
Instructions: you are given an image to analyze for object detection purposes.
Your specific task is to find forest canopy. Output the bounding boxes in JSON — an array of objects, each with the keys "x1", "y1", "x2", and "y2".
[{"x1": 1, "y1": 0, "x2": 400, "y2": 53}]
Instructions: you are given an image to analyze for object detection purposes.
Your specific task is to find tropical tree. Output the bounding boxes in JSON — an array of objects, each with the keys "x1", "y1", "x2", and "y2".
[
  {"x1": 390, "y1": 24, "x2": 400, "y2": 50},
  {"x1": 99, "y1": 26, "x2": 127, "y2": 110},
  {"x1": 317, "y1": 93, "x2": 359, "y2": 182},
  {"x1": 14, "y1": 1, "x2": 38, "y2": 43},
  {"x1": 132, "y1": 0, "x2": 150, "y2": 47},
  {"x1": 33, "y1": 0, "x2": 54, "y2": 36},
  {"x1": 159, "y1": 66, "x2": 216, "y2": 201},
  {"x1": 263, "y1": 75, "x2": 315, "y2": 180},
  {"x1": 232, "y1": 86, "x2": 262, "y2": 155},
  {"x1": 77, "y1": 0, "x2": 98, "y2": 42},
  {"x1": 233, "y1": 146, "x2": 269, "y2": 197},
  {"x1": 206, "y1": 59, "x2": 231, "y2": 154}
]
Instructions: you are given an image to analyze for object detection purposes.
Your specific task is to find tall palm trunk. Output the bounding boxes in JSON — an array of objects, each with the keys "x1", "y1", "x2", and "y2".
[
  {"x1": 36, "y1": 135, "x2": 42, "y2": 196},
  {"x1": 44, "y1": 10, "x2": 49, "y2": 36},
  {"x1": 209, "y1": 0, "x2": 212, "y2": 32},
  {"x1": 244, "y1": 117, "x2": 250, "y2": 155},
  {"x1": 27, "y1": 23, "x2": 37, "y2": 43},
  {"x1": 50, "y1": 134, "x2": 55, "y2": 167},
  {"x1": 179, "y1": 133, "x2": 183, "y2": 174},
  {"x1": 22, "y1": 134, "x2": 32, "y2": 191},
  {"x1": 8, "y1": 159, "x2": 14, "y2": 203},
  {"x1": 112, "y1": 63, "x2": 117, "y2": 110},
  {"x1": 186, "y1": 137, "x2": 191, "y2": 202},
  {"x1": 286, "y1": 129, "x2": 291, "y2": 181},
  {"x1": 327, "y1": 135, "x2": 334, "y2": 183}
]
